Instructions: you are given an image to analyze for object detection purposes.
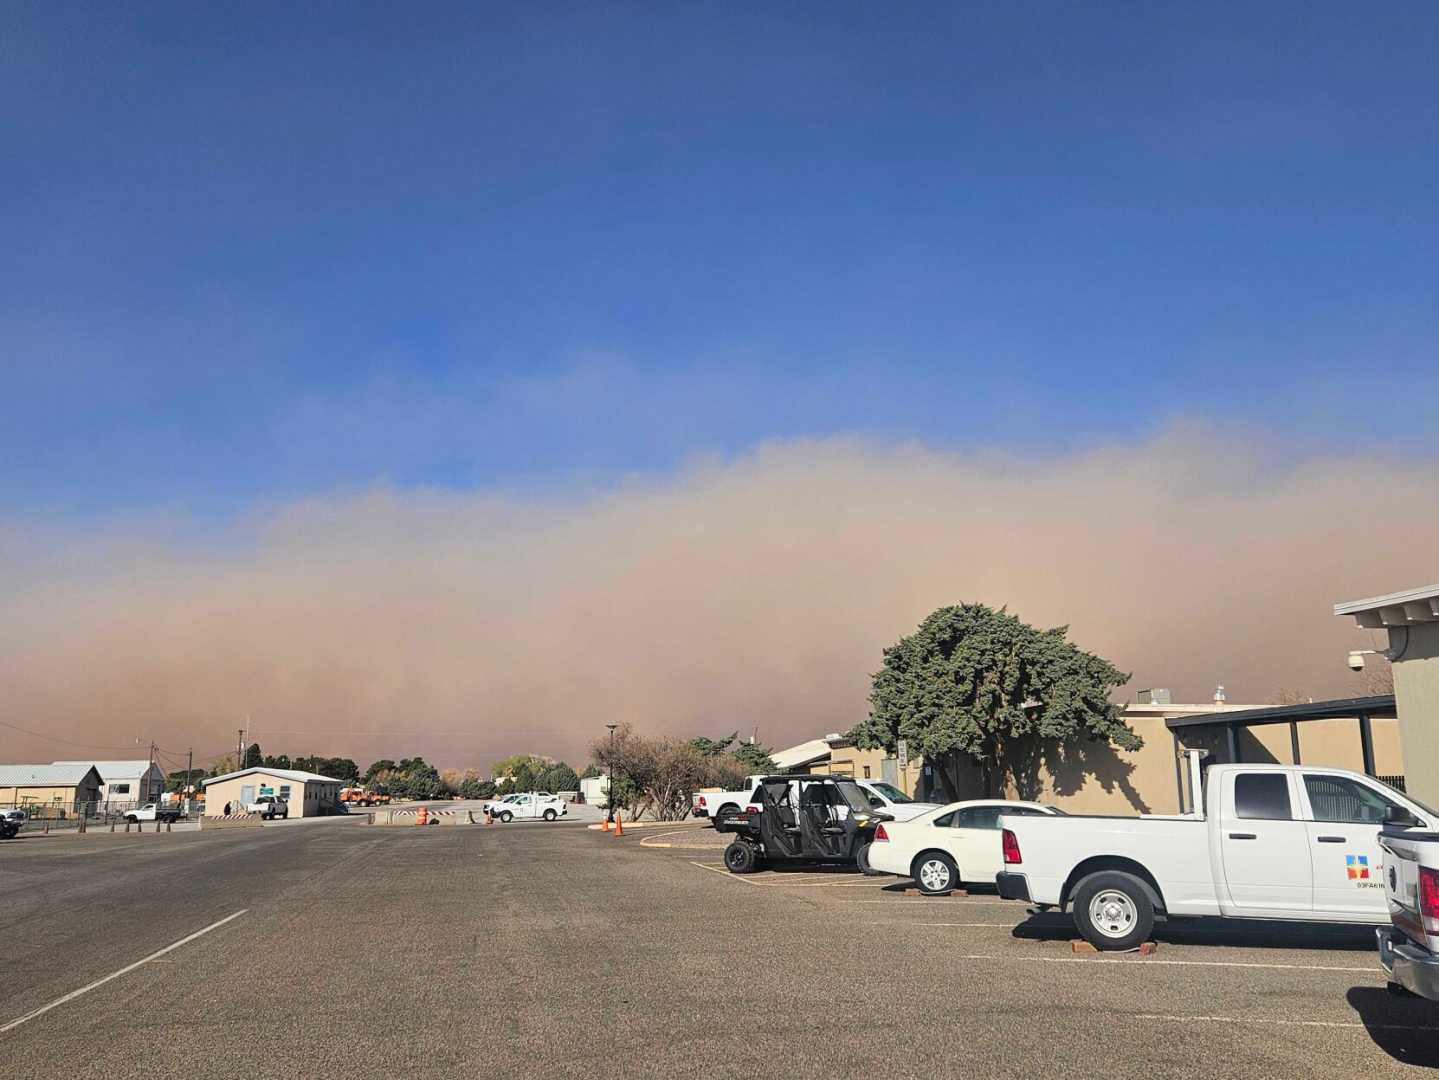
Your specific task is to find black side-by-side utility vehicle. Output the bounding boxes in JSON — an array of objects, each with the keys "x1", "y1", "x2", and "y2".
[{"x1": 716, "y1": 774, "x2": 890, "y2": 873}]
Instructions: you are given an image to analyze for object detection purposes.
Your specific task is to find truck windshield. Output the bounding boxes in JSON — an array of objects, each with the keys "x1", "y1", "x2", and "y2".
[{"x1": 866, "y1": 782, "x2": 912, "y2": 804}]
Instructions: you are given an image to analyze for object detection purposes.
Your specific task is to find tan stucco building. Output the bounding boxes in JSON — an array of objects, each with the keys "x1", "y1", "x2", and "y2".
[
  {"x1": 773, "y1": 695, "x2": 1405, "y2": 816},
  {"x1": 1337, "y1": 583, "x2": 1439, "y2": 808},
  {"x1": 202, "y1": 767, "x2": 343, "y2": 818}
]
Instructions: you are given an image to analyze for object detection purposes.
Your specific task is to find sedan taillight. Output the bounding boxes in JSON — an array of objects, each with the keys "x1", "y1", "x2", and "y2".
[{"x1": 874, "y1": 823, "x2": 889, "y2": 842}]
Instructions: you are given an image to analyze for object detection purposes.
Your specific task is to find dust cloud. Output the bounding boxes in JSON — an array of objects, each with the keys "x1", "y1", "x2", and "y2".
[{"x1": 1, "y1": 431, "x2": 1434, "y2": 771}]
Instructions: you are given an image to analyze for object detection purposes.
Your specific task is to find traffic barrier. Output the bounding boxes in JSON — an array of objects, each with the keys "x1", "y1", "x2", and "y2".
[
  {"x1": 416, "y1": 806, "x2": 429, "y2": 826},
  {"x1": 202, "y1": 813, "x2": 264, "y2": 830}
]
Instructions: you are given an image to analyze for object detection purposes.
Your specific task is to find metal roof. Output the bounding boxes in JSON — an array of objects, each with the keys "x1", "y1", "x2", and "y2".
[
  {"x1": 52, "y1": 760, "x2": 163, "y2": 776},
  {"x1": 1335, "y1": 584, "x2": 1439, "y2": 627},
  {"x1": 0, "y1": 763, "x2": 103, "y2": 787},
  {"x1": 1164, "y1": 695, "x2": 1396, "y2": 730},
  {"x1": 201, "y1": 766, "x2": 342, "y2": 787}
]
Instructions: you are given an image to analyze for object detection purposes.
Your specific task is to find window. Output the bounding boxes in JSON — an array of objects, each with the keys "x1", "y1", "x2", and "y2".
[
  {"x1": 280, "y1": 785, "x2": 291, "y2": 800},
  {"x1": 863, "y1": 765, "x2": 871, "y2": 779},
  {"x1": 112, "y1": 783, "x2": 130, "y2": 794},
  {"x1": 1234, "y1": 773, "x2": 1292, "y2": 820},
  {"x1": 1304, "y1": 775, "x2": 1401, "y2": 824},
  {"x1": 955, "y1": 806, "x2": 1004, "y2": 830},
  {"x1": 865, "y1": 791, "x2": 886, "y2": 809},
  {"x1": 932, "y1": 811, "x2": 957, "y2": 827},
  {"x1": 865, "y1": 782, "x2": 912, "y2": 804}
]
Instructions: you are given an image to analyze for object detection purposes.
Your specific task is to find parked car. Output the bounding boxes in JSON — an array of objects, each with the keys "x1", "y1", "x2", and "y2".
[
  {"x1": 483, "y1": 794, "x2": 522, "y2": 817},
  {"x1": 491, "y1": 793, "x2": 567, "y2": 822},
  {"x1": 863, "y1": 800, "x2": 1062, "y2": 892},
  {"x1": 718, "y1": 775, "x2": 888, "y2": 873},
  {"x1": 995, "y1": 753, "x2": 1434, "y2": 950},
  {"x1": 851, "y1": 780, "x2": 944, "y2": 824},
  {"x1": 0, "y1": 816, "x2": 19, "y2": 840},
  {"x1": 245, "y1": 795, "x2": 289, "y2": 820},
  {"x1": 692, "y1": 775, "x2": 766, "y2": 824},
  {"x1": 1377, "y1": 809, "x2": 1439, "y2": 1000},
  {"x1": 125, "y1": 803, "x2": 184, "y2": 824},
  {"x1": 3, "y1": 809, "x2": 26, "y2": 828}
]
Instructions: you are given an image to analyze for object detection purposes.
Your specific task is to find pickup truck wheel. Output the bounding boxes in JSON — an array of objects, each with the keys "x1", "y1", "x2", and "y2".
[
  {"x1": 543, "y1": 808, "x2": 557, "y2": 822},
  {"x1": 724, "y1": 841, "x2": 760, "y2": 874},
  {"x1": 913, "y1": 852, "x2": 959, "y2": 895},
  {"x1": 125, "y1": 815, "x2": 138, "y2": 823},
  {"x1": 1073, "y1": 871, "x2": 1154, "y2": 951},
  {"x1": 499, "y1": 810, "x2": 513, "y2": 823}
]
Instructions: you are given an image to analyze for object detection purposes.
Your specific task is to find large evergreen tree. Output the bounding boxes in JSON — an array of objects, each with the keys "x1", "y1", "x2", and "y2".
[{"x1": 849, "y1": 604, "x2": 1137, "y2": 798}]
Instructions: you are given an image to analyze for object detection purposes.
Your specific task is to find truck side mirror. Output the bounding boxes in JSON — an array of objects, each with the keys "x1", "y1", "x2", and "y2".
[{"x1": 1384, "y1": 805, "x2": 1418, "y2": 827}]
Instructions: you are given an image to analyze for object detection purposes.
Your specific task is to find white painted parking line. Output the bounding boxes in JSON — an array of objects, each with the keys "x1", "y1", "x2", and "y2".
[
  {"x1": 688, "y1": 862, "x2": 881, "y2": 887},
  {"x1": 0, "y1": 909, "x2": 249, "y2": 1034},
  {"x1": 863, "y1": 940, "x2": 1380, "y2": 975},
  {"x1": 1138, "y1": 1013, "x2": 1439, "y2": 1033}
]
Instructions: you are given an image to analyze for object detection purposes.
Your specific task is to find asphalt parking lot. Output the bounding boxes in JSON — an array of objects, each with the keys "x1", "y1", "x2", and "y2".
[{"x1": 2, "y1": 820, "x2": 1437, "y2": 1078}]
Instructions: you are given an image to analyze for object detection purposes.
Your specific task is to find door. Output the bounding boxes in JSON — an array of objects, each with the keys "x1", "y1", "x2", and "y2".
[
  {"x1": 515, "y1": 795, "x2": 536, "y2": 820},
  {"x1": 1300, "y1": 772, "x2": 1409, "y2": 918},
  {"x1": 1219, "y1": 771, "x2": 1313, "y2": 914},
  {"x1": 239, "y1": 785, "x2": 256, "y2": 809},
  {"x1": 948, "y1": 805, "x2": 1005, "y2": 881}
]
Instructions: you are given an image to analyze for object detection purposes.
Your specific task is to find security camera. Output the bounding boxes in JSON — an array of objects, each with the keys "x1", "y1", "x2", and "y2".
[{"x1": 1348, "y1": 650, "x2": 1366, "y2": 672}]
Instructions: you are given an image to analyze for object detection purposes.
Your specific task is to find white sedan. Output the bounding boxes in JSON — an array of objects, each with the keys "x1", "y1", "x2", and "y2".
[{"x1": 864, "y1": 800, "x2": 1063, "y2": 894}]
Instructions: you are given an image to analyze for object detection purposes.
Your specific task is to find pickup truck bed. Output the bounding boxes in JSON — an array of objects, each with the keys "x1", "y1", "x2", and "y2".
[{"x1": 1377, "y1": 823, "x2": 1439, "y2": 1000}]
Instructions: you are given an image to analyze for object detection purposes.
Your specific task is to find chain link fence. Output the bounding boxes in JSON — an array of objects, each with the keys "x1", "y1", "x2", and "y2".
[{"x1": 2, "y1": 798, "x2": 202, "y2": 833}]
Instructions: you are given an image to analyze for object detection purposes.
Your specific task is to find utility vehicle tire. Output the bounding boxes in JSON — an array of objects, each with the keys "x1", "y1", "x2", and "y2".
[
  {"x1": 724, "y1": 841, "x2": 760, "y2": 874},
  {"x1": 543, "y1": 808, "x2": 557, "y2": 821},
  {"x1": 856, "y1": 842, "x2": 883, "y2": 877},
  {"x1": 1072, "y1": 871, "x2": 1155, "y2": 951},
  {"x1": 912, "y1": 851, "x2": 959, "y2": 895},
  {"x1": 125, "y1": 815, "x2": 138, "y2": 824},
  {"x1": 499, "y1": 810, "x2": 513, "y2": 823}
]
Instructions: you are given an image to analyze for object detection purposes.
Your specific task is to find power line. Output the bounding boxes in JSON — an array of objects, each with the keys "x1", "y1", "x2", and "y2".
[{"x1": 0, "y1": 718, "x2": 147, "y2": 754}]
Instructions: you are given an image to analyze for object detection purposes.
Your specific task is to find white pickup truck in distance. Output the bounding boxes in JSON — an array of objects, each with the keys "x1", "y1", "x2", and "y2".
[
  {"x1": 995, "y1": 756, "x2": 1434, "y2": 950},
  {"x1": 1377, "y1": 813, "x2": 1439, "y2": 1001},
  {"x1": 246, "y1": 795, "x2": 289, "y2": 820},
  {"x1": 125, "y1": 803, "x2": 184, "y2": 824}
]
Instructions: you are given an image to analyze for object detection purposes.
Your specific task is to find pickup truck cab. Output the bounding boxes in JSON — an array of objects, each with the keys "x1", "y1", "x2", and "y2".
[
  {"x1": 996, "y1": 755, "x2": 1434, "y2": 950},
  {"x1": 125, "y1": 803, "x2": 183, "y2": 824},
  {"x1": 246, "y1": 796, "x2": 289, "y2": 820},
  {"x1": 1378, "y1": 814, "x2": 1439, "y2": 1001}
]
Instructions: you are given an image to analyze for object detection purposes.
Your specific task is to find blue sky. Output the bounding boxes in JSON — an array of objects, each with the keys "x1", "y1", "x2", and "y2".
[{"x1": 5, "y1": 2, "x2": 1438, "y2": 513}]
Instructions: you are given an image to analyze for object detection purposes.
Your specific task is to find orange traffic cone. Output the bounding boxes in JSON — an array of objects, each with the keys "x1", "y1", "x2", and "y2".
[
  {"x1": 614, "y1": 813, "x2": 624, "y2": 837},
  {"x1": 601, "y1": 816, "x2": 610, "y2": 833}
]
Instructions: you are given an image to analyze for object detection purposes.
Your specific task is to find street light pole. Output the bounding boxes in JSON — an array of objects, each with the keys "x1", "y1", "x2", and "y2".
[{"x1": 605, "y1": 724, "x2": 618, "y2": 824}]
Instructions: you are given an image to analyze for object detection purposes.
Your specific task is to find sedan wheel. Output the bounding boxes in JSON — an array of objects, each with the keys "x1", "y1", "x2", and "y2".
[{"x1": 914, "y1": 852, "x2": 958, "y2": 895}]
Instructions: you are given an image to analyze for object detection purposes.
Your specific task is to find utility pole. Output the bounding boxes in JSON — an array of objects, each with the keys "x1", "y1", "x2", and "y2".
[
  {"x1": 237, "y1": 728, "x2": 245, "y2": 771},
  {"x1": 605, "y1": 724, "x2": 618, "y2": 824},
  {"x1": 148, "y1": 741, "x2": 156, "y2": 802},
  {"x1": 186, "y1": 748, "x2": 193, "y2": 813}
]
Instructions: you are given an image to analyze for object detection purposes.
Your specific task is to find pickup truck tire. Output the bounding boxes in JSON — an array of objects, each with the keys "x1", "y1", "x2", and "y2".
[
  {"x1": 499, "y1": 810, "x2": 513, "y2": 823},
  {"x1": 1072, "y1": 871, "x2": 1155, "y2": 951},
  {"x1": 724, "y1": 840, "x2": 760, "y2": 874},
  {"x1": 543, "y1": 808, "x2": 557, "y2": 821},
  {"x1": 125, "y1": 814, "x2": 138, "y2": 824},
  {"x1": 912, "y1": 851, "x2": 959, "y2": 895}
]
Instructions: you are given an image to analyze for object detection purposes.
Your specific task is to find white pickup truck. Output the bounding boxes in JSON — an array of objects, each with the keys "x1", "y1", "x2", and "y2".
[
  {"x1": 694, "y1": 776, "x2": 940, "y2": 826},
  {"x1": 995, "y1": 752, "x2": 1435, "y2": 950},
  {"x1": 246, "y1": 795, "x2": 289, "y2": 820},
  {"x1": 125, "y1": 802, "x2": 184, "y2": 824},
  {"x1": 1377, "y1": 814, "x2": 1439, "y2": 1001}
]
